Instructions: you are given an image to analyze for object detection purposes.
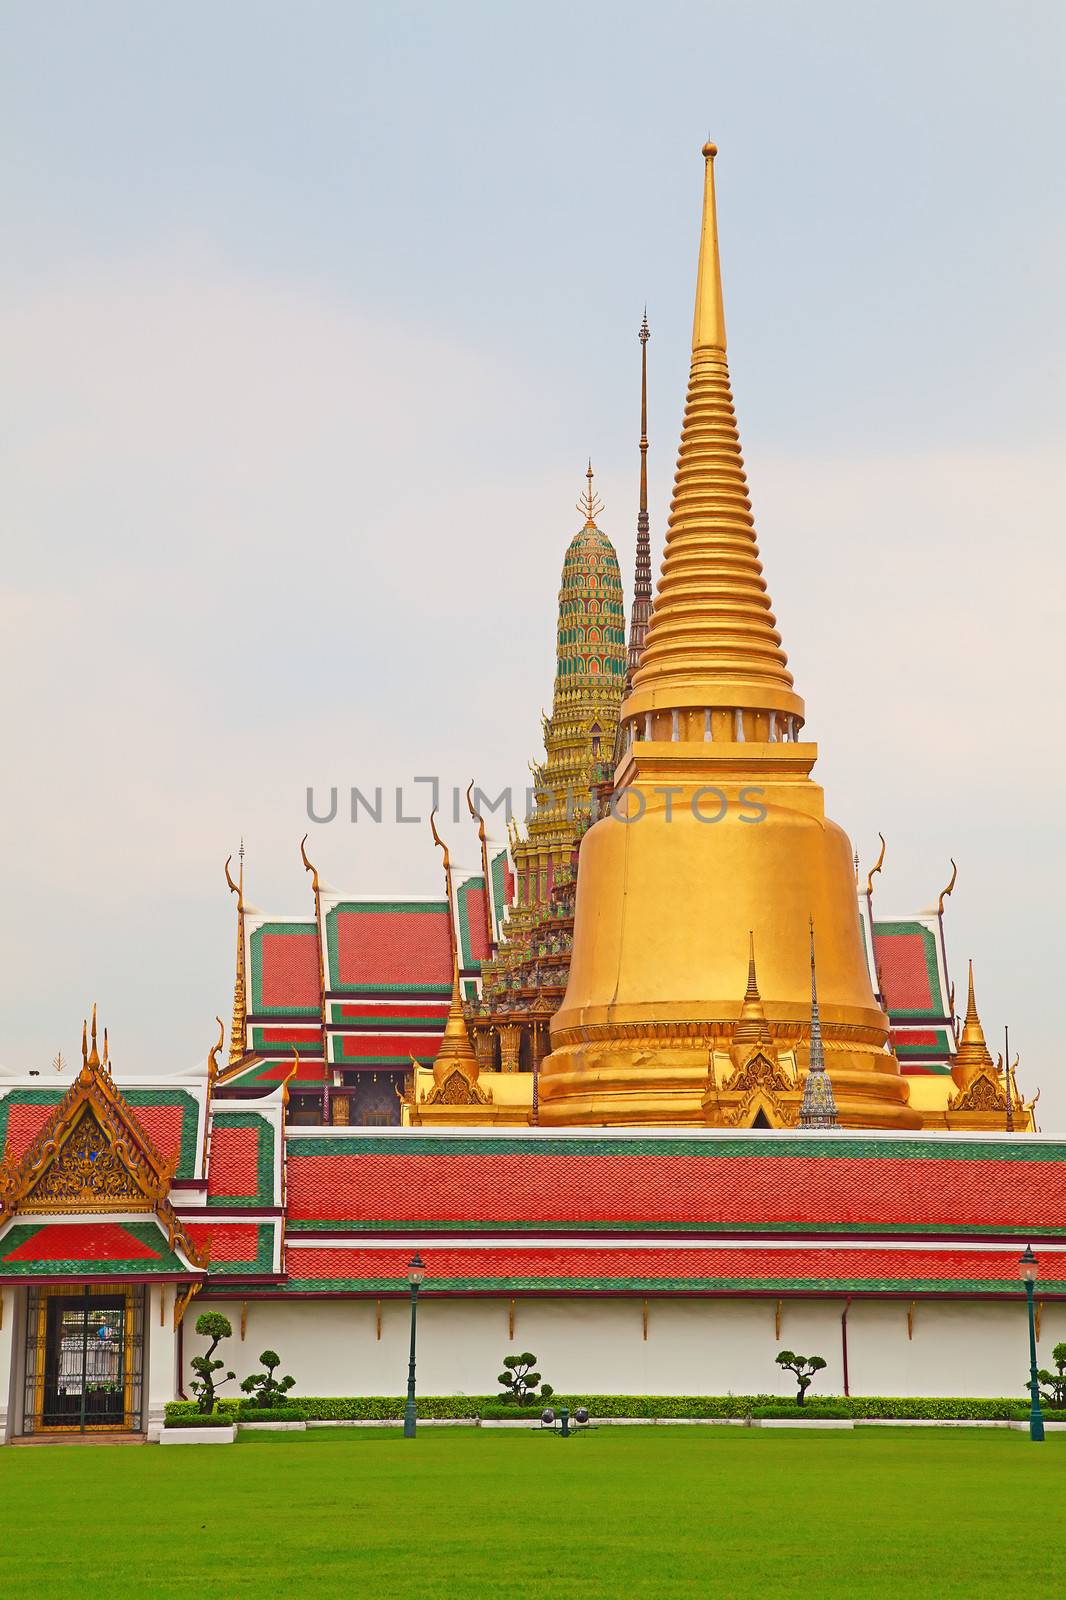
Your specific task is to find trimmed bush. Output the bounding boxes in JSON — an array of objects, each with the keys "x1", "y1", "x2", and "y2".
[
  {"x1": 165, "y1": 1399, "x2": 241, "y2": 1422},
  {"x1": 162, "y1": 1394, "x2": 1066, "y2": 1426}
]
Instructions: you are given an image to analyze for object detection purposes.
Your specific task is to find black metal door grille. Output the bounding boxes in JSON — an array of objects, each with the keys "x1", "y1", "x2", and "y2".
[{"x1": 23, "y1": 1283, "x2": 145, "y2": 1434}]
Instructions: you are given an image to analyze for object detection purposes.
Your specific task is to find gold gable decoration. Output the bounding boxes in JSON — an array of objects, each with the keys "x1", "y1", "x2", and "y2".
[
  {"x1": 23, "y1": 1106, "x2": 146, "y2": 1211},
  {"x1": 426, "y1": 1066, "x2": 493, "y2": 1109},
  {"x1": 0, "y1": 1007, "x2": 207, "y2": 1269}
]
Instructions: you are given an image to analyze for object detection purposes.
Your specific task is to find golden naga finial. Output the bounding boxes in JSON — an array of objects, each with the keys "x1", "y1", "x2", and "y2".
[
  {"x1": 430, "y1": 808, "x2": 458, "y2": 966},
  {"x1": 429, "y1": 806, "x2": 451, "y2": 874},
  {"x1": 300, "y1": 832, "x2": 321, "y2": 894},
  {"x1": 224, "y1": 840, "x2": 245, "y2": 909},
  {"x1": 207, "y1": 1016, "x2": 225, "y2": 1081},
  {"x1": 81, "y1": 1018, "x2": 88, "y2": 1070},
  {"x1": 577, "y1": 460, "x2": 605, "y2": 529},
  {"x1": 466, "y1": 781, "x2": 496, "y2": 956},
  {"x1": 465, "y1": 781, "x2": 487, "y2": 844},
  {"x1": 281, "y1": 1049, "x2": 300, "y2": 1112},
  {"x1": 102, "y1": 1028, "x2": 109, "y2": 1070},
  {"x1": 865, "y1": 833, "x2": 886, "y2": 899},
  {"x1": 938, "y1": 859, "x2": 958, "y2": 918}
]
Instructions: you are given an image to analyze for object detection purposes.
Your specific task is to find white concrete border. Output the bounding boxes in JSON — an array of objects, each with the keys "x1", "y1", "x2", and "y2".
[
  {"x1": 237, "y1": 1421, "x2": 307, "y2": 1432},
  {"x1": 160, "y1": 1424, "x2": 236, "y2": 1445}
]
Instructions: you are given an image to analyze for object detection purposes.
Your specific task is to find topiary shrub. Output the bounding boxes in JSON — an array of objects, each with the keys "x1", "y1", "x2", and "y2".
[
  {"x1": 775, "y1": 1350, "x2": 827, "y2": 1407},
  {"x1": 189, "y1": 1313, "x2": 237, "y2": 1415},
  {"x1": 1037, "y1": 1342, "x2": 1066, "y2": 1408},
  {"x1": 240, "y1": 1349, "x2": 296, "y2": 1409},
  {"x1": 497, "y1": 1352, "x2": 555, "y2": 1408}
]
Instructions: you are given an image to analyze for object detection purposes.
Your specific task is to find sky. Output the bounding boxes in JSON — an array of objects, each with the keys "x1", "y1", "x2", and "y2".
[{"x1": 2, "y1": 2, "x2": 1064, "y2": 1121}]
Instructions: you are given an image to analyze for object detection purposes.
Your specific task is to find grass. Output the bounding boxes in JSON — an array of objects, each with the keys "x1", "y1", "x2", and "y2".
[{"x1": 2, "y1": 1426, "x2": 1062, "y2": 1598}]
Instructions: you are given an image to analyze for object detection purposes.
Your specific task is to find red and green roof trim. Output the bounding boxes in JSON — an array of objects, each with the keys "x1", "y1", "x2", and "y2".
[
  {"x1": 207, "y1": 1113, "x2": 277, "y2": 1208},
  {"x1": 280, "y1": 1243, "x2": 1066, "y2": 1297},
  {"x1": 249, "y1": 922, "x2": 321, "y2": 1017},
  {"x1": 0, "y1": 1219, "x2": 194, "y2": 1279},
  {"x1": 325, "y1": 902, "x2": 452, "y2": 995},
  {"x1": 187, "y1": 1221, "x2": 278, "y2": 1277}
]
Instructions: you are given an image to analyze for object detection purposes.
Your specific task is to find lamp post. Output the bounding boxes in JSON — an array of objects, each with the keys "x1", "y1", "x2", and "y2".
[
  {"x1": 403, "y1": 1252, "x2": 426, "y2": 1438},
  {"x1": 1018, "y1": 1244, "x2": 1045, "y2": 1443}
]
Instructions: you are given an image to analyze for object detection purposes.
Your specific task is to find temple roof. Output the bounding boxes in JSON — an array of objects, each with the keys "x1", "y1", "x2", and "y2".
[
  {"x1": 282, "y1": 1128, "x2": 1066, "y2": 1239},
  {"x1": 0, "y1": 1084, "x2": 204, "y2": 1179},
  {"x1": 278, "y1": 1239, "x2": 1066, "y2": 1297},
  {"x1": 0, "y1": 1217, "x2": 200, "y2": 1281}
]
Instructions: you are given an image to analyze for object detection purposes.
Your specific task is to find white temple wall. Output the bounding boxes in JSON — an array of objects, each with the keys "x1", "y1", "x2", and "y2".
[
  {"x1": 0, "y1": 1288, "x2": 14, "y2": 1438},
  {"x1": 144, "y1": 1285, "x2": 179, "y2": 1440},
  {"x1": 186, "y1": 1296, "x2": 1049, "y2": 1401}
]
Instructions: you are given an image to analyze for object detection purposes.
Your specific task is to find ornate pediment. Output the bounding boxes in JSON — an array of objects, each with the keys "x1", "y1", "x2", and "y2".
[
  {"x1": 20, "y1": 1106, "x2": 147, "y2": 1212},
  {"x1": 424, "y1": 1067, "x2": 493, "y2": 1108},
  {"x1": 727, "y1": 1047, "x2": 792, "y2": 1098},
  {"x1": 0, "y1": 1009, "x2": 205, "y2": 1268},
  {"x1": 726, "y1": 1086, "x2": 797, "y2": 1129},
  {"x1": 948, "y1": 1069, "x2": 1007, "y2": 1114}
]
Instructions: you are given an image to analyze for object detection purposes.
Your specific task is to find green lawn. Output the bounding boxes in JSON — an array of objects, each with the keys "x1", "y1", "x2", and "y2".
[{"x1": 2, "y1": 1426, "x2": 1062, "y2": 1598}]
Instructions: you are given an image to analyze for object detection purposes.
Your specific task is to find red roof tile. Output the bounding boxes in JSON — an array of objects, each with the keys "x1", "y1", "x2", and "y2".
[
  {"x1": 283, "y1": 1135, "x2": 1066, "y2": 1238},
  {"x1": 282, "y1": 1242, "x2": 1066, "y2": 1295}
]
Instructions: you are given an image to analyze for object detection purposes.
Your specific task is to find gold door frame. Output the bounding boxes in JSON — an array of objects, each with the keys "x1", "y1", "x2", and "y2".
[{"x1": 27, "y1": 1281, "x2": 142, "y2": 1434}]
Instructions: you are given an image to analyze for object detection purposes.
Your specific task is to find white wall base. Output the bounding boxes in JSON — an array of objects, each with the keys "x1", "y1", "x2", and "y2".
[
  {"x1": 184, "y1": 1295, "x2": 1061, "y2": 1402},
  {"x1": 159, "y1": 1425, "x2": 236, "y2": 1445}
]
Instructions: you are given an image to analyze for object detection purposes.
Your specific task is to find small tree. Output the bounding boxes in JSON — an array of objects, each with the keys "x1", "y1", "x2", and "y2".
[
  {"x1": 240, "y1": 1349, "x2": 296, "y2": 1409},
  {"x1": 1036, "y1": 1342, "x2": 1066, "y2": 1408},
  {"x1": 190, "y1": 1312, "x2": 236, "y2": 1414},
  {"x1": 497, "y1": 1351, "x2": 554, "y2": 1408},
  {"x1": 775, "y1": 1349, "x2": 827, "y2": 1407}
]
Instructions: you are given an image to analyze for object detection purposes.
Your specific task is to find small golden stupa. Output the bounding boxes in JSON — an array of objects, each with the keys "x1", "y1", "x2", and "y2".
[{"x1": 540, "y1": 143, "x2": 919, "y2": 1128}]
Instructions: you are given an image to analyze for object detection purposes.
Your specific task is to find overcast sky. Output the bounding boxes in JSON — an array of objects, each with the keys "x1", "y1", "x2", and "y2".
[{"x1": 3, "y1": 2, "x2": 1064, "y2": 1123}]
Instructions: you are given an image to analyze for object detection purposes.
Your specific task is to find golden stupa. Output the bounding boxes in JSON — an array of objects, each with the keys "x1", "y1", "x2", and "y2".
[{"x1": 539, "y1": 143, "x2": 920, "y2": 1129}]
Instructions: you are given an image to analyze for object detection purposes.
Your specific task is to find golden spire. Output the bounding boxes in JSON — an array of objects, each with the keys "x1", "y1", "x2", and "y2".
[
  {"x1": 225, "y1": 843, "x2": 247, "y2": 1068},
  {"x1": 436, "y1": 942, "x2": 480, "y2": 1073},
  {"x1": 951, "y1": 960, "x2": 995, "y2": 1089},
  {"x1": 732, "y1": 931, "x2": 769, "y2": 1045},
  {"x1": 692, "y1": 145, "x2": 726, "y2": 353},
  {"x1": 87, "y1": 1003, "x2": 101, "y2": 1070},
  {"x1": 577, "y1": 460, "x2": 604, "y2": 530},
  {"x1": 625, "y1": 142, "x2": 803, "y2": 732}
]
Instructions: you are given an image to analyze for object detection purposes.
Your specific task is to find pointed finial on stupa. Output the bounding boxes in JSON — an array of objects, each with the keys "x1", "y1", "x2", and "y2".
[
  {"x1": 624, "y1": 144, "x2": 803, "y2": 731},
  {"x1": 431, "y1": 927, "x2": 481, "y2": 1091},
  {"x1": 693, "y1": 142, "x2": 726, "y2": 353},
  {"x1": 951, "y1": 958, "x2": 995, "y2": 1089},
  {"x1": 733, "y1": 930, "x2": 770, "y2": 1046},
  {"x1": 800, "y1": 920, "x2": 839, "y2": 1128},
  {"x1": 577, "y1": 460, "x2": 604, "y2": 529}
]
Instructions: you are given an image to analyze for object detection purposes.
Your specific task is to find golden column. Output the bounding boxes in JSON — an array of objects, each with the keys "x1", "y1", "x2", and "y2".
[{"x1": 539, "y1": 144, "x2": 918, "y2": 1129}]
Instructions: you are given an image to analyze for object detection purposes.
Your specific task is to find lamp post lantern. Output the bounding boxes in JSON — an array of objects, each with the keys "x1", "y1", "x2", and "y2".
[
  {"x1": 1018, "y1": 1244, "x2": 1045, "y2": 1442},
  {"x1": 403, "y1": 1252, "x2": 426, "y2": 1438}
]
